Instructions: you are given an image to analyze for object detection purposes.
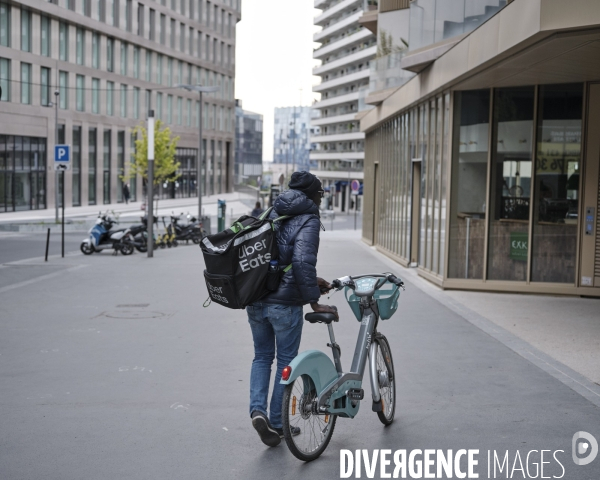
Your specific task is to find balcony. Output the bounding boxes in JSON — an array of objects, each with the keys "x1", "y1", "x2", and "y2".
[
  {"x1": 358, "y1": 0, "x2": 379, "y2": 34},
  {"x1": 314, "y1": 10, "x2": 364, "y2": 43},
  {"x1": 310, "y1": 131, "x2": 364, "y2": 143},
  {"x1": 314, "y1": 28, "x2": 372, "y2": 59},
  {"x1": 313, "y1": 69, "x2": 370, "y2": 93},
  {"x1": 408, "y1": 0, "x2": 508, "y2": 53},
  {"x1": 311, "y1": 113, "x2": 358, "y2": 127},
  {"x1": 366, "y1": 51, "x2": 415, "y2": 104},
  {"x1": 310, "y1": 151, "x2": 365, "y2": 161},
  {"x1": 313, "y1": 45, "x2": 377, "y2": 76},
  {"x1": 312, "y1": 91, "x2": 361, "y2": 110},
  {"x1": 315, "y1": 0, "x2": 362, "y2": 26}
]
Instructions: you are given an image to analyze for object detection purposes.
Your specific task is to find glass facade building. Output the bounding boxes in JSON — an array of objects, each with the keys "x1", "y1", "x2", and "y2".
[{"x1": 361, "y1": 0, "x2": 600, "y2": 296}]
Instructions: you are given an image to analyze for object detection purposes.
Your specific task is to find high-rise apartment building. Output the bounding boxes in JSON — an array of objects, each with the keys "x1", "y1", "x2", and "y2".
[
  {"x1": 310, "y1": 0, "x2": 376, "y2": 212},
  {"x1": 0, "y1": 0, "x2": 240, "y2": 212}
]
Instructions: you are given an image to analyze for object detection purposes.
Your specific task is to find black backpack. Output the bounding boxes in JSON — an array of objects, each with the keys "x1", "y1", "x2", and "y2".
[{"x1": 201, "y1": 208, "x2": 290, "y2": 309}]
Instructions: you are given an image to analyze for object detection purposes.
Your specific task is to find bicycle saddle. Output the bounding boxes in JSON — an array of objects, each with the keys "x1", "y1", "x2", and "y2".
[{"x1": 305, "y1": 312, "x2": 338, "y2": 324}]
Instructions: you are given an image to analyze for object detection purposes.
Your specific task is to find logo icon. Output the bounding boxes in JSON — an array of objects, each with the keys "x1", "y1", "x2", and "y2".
[{"x1": 572, "y1": 431, "x2": 598, "y2": 466}]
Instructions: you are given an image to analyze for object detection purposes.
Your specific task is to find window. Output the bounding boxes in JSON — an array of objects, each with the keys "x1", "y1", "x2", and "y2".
[
  {"x1": 72, "y1": 126, "x2": 81, "y2": 206},
  {"x1": 167, "y1": 94, "x2": 173, "y2": 124},
  {"x1": 180, "y1": 0, "x2": 185, "y2": 15},
  {"x1": 487, "y1": 86, "x2": 535, "y2": 282},
  {"x1": 21, "y1": 9, "x2": 31, "y2": 52},
  {"x1": 145, "y1": 89, "x2": 150, "y2": 115},
  {"x1": 205, "y1": 34, "x2": 210, "y2": 60},
  {"x1": 156, "y1": 92, "x2": 163, "y2": 120},
  {"x1": 41, "y1": 16, "x2": 50, "y2": 57},
  {"x1": 107, "y1": 0, "x2": 114, "y2": 26},
  {"x1": 197, "y1": 31, "x2": 202, "y2": 57},
  {"x1": 187, "y1": 99, "x2": 191, "y2": 126},
  {"x1": 76, "y1": 75, "x2": 85, "y2": 111},
  {"x1": 177, "y1": 97, "x2": 182, "y2": 125},
  {"x1": 41, "y1": 67, "x2": 51, "y2": 106},
  {"x1": 59, "y1": 71, "x2": 68, "y2": 109},
  {"x1": 98, "y1": 0, "x2": 105, "y2": 22},
  {"x1": 76, "y1": 28, "x2": 85, "y2": 65},
  {"x1": 170, "y1": 19, "x2": 176, "y2": 48},
  {"x1": 103, "y1": 129, "x2": 111, "y2": 204},
  {"x1": 531, "y1": 84, "x2": 584, "y2": 284},
  {"x1": 120, "y1": 42, "x2": 128, "y2": 76},
  {"x1": 133, "y1": 87, "x2": 140, "y2": 119},
  {"x1": 117, "y1": 131, "x2": 125, "y2": 202},
  {"x1": 145, "y1": 51, "x2": 152, "y2": 82},
  {"x1": 145, "y1": 8, "x2": 154, "y2": 40},
  {"x1": 0, "y1": 57, "x2": 9, "y2": 101},
  {"x1": 195, "y1": 100, "x2": 199, "y2": 127},
  {"x1": 92, "y1": 78, "x2": 100, "y2": 114},
  {"x1": 107, "y1": 37, "x2": 114, "y2": 72},
  {"x1": 126, "y1": 0, "x2": 132, "y2": 32},
  {"x1": 133, "y1": 47, "x2": 140, "y2": 78},
  {"x1": 20, "y1": 63, "x2": 31, "y2": 104},
  {"x1": 180, "y1": 23, "x2": 185, "y2": 52},
  {"x1": 89, "y1": 128, "x2": 97, "y2": 204},
  {"x1": 92, "y1": 33, "x2": 100, "y2": 68},
  {"x1": 59, "y1": 22, "x2": 69, "y2": 61},
  {"x1": 120, "y1": 84, "x2": 128, "y2": 118},
  {"x1": 137, "y1": 3, "x2": 144, "y2": 36},
  {"x1": 167, "y1": 57, "x2": 173, "y2": 86},
  {"x1": 106, "y1": 81, "x2": 114, "y2": 115},
  {"x1": 84, "y1": 0, "x2": 92, "y2": 17},
  {"x1": 0, "y1": 2, "x2": 10, "y2": 47},
  {"x1": 177, "y1": 61, "x2": 182, "y2": 85},
  {"x1": 189, "y1": 27, "x2": 194, "y2": 55},
  {"x1": 160, "y1": 14, "x2": 166, "y2": 44},
  {"x1": 156, "y1": 53, "x2": 163, "y2": 84}
]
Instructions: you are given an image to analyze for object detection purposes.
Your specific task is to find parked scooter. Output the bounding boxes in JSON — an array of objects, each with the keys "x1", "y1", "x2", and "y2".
[
  {"x1": 169, "y1": 212, "x2": 205, "y2": 244},
  {"x1": 80, "y1": 213, "x2": 134, "y2": 255}
]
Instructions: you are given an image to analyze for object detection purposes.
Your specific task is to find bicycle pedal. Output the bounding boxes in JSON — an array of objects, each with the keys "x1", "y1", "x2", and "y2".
[{"x1": 346, "y1": 388, "x2": 364, "y2": 401}]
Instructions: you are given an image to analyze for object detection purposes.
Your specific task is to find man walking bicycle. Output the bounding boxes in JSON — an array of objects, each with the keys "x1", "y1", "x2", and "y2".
[{"x1": 247, "y1": 171, "x2": 337, "y2": 447}]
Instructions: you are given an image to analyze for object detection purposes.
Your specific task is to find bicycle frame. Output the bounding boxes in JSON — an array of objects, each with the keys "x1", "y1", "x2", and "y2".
[{"x1": 281, "y1": 281, "x2": 394, "y2": 419}]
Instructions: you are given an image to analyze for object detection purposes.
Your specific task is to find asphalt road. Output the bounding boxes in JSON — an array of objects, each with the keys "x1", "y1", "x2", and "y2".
[
  {"x1": 0, "y1": 231, "x2": 85, "y2": 264},
  {"x1": 0, "y1": 231, "x2": 598, "y2": 480}
]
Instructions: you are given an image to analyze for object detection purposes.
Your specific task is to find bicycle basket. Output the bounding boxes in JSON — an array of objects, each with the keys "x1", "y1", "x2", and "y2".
[{"x1": 344, "y1": 281, "x2": 400, "y2": 321}]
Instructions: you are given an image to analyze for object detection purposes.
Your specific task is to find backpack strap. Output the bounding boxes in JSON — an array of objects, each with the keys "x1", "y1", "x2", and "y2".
[
  {"x1": 282, "y1": 264, "x2": 292, "y2": 273},
  {"x1": 258, "y1": 207, "x2": 273, "y2": 221}
]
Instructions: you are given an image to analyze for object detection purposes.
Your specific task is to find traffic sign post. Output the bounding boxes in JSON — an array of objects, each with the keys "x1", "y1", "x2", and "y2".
[{"x1": 54, "y1": 145, "x2": 70, "y2": 258}]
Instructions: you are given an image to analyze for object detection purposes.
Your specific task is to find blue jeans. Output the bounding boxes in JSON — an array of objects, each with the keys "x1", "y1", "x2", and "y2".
[{"x1": 247, "y1": 303, "x2": 304, "y2": 429}]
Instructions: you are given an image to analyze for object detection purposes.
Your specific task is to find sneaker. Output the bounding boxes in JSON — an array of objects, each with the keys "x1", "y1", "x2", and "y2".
[
  {"x1": 275, "y1": 426, "x2": 301, "y2": 438},
  {"x1": 251, "y1": 411, "x2": 281, "y2": 447}
]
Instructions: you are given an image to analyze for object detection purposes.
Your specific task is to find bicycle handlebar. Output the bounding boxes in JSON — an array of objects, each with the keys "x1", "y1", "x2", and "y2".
[{"x1": 331, "y1": 272, "x2": 405, "y2": 291}]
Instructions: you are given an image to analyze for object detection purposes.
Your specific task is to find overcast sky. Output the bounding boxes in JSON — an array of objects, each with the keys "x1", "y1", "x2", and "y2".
[{"x1": 235, "y1": 1, "x2": 320, "y2": 162}]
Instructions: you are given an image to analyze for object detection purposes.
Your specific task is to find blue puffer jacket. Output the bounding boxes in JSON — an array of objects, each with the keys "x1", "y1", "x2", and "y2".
[{"x1": 259, "y1": 190, "x2": 321, "y2": 306}]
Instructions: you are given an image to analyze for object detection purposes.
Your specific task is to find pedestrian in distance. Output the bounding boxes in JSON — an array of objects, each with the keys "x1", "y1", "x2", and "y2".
[
  {"x1": 247, "y1": 171, "x2": 338, "y2": 448},
  {"x1": 251, "y1": 201, "x2": 264, "y2": 217},
  {"x1": 123, "y1": 183, "x2": 130, "y2": 204}
]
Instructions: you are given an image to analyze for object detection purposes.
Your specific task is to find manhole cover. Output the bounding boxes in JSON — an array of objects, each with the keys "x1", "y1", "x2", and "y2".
[{"x1": 104, "y1": 311, "x2": 167, "y2": 319}]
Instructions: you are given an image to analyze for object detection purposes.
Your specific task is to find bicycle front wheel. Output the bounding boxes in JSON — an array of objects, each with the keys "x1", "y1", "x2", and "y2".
[
  {"x1": 374, "y1": 335, "x2": 396, "y2": 425},
  {"x1": 282, "y1": 375, "x2": 336, "y2": 462}
]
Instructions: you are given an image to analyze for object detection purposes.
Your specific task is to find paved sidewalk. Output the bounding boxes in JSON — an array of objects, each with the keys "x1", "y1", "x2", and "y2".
[{"x1": 0, "y1": 230, "x2": 598, "y2": 479}]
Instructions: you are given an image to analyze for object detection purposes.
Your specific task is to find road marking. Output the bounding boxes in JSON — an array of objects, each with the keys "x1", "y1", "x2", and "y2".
[{"x1": 0, "y1": 264, "x2": 87, "y2": 295}]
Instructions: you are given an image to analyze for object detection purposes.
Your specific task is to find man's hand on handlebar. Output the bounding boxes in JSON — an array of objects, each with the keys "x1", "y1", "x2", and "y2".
[
  {"x1": 310, "y1": 302, "x2": 339, "y2": 320},
  {"x1": 317, "y1": 277, "x2": 333, "y2": 295}
]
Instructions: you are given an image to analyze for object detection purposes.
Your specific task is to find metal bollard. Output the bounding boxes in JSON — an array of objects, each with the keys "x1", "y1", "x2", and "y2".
[{"x1": 45, "y1": 228, "x2": 51, "y2": 262}]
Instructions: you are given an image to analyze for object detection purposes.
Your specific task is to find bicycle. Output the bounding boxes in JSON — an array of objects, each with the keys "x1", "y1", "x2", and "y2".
[{"x1": 280, "y1": 272, "x2": 405, "y2": 462}]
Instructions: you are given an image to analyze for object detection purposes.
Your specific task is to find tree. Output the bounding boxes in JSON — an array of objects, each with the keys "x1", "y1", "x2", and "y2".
[{"x1": 124, "y1": 120, "x2": 181, "y2": 211}]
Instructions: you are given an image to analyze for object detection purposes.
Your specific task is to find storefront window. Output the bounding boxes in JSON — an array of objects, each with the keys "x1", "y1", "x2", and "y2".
[
  {"x1": 448, "y1": 90, "x2": 489, "y2": 279},
  {"x1": 487, "y1": 86, "x2": 535, "y2": 281},
  {"x1": 531, "y1": 84, "x2": 583, "y2": 283}
]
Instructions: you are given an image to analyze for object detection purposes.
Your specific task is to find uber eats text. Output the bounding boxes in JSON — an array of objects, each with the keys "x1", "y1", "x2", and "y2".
[{"x1": 238, "y1": 239, "x2": 271, "y2": 272}]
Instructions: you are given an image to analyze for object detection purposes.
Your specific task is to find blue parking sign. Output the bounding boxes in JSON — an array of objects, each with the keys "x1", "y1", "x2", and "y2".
[{"x1": 54, "y1": 145, "x2": 71, "y2": 163}]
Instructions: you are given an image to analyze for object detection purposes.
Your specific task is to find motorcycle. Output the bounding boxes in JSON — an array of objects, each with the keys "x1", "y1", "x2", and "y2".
[
  {"x1": 80, "y1": 214, "x2": 134, "y2": 255},
  {"x1": 170, "y1": 212, "x2": 207, "y2": 244}
]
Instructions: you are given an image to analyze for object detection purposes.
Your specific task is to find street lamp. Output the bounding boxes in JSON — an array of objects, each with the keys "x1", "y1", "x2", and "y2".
[{"x1": 175, "y1": 84, "x2": 219, "y2": 220}]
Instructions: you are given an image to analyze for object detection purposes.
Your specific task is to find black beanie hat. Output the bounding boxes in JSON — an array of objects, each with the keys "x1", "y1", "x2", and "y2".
[{"x1": 288, "y1": 171, "x2": 322, "y2": 198}]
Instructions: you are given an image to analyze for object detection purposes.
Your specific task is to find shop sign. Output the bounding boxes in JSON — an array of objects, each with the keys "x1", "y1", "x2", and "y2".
[{"x1": 510, "y1": 232, "x2": 528, "y2": 261}]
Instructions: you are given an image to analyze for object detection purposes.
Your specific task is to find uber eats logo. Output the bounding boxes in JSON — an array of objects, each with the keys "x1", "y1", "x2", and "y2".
[{"x1": 238, "y1": 239, "x2": 272, "y2": 272}]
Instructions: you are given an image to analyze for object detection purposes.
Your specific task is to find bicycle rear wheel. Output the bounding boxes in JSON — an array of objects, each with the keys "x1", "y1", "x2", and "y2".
[
  {"x1": 282, "y1": 375, "x2": 336, "y2": 462},
  {"x1": 374, "y1": 335, "x2": 396, "y2": 425}
]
